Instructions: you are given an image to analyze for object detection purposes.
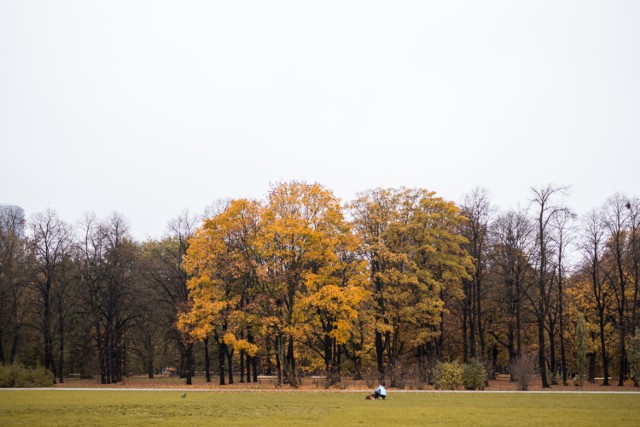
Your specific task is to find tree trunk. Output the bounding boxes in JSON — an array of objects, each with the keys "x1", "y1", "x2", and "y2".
[
  {"x1": 491, "y1": 343, "x2": 498, "y2": 380},
  {"x1": 185, "y1": 343, "x2": 193, "y2": 385},
  {"x1": 218, "y1": 341, "x2": 226, "y2": 385},
  {"x1": 476, "y1": 273, "x2": 486, "y2": 360},
  {"x1": 286, "y1": 335, "x2": 297, "y2": 387},
  {"x1": 375, "y1": 330, "x2": 384, "y2": 382},
  {"x1": 240, "y1": 350, "x2": 245, "y2": 383},
  {"x1": 9, "y1": 322, "x2": 21, "y2": 364},
  {"x1": 58, "y1": 311, "x2": 64, "y2": 384},
  {"x1": 538, "y1": 216, "x2": 550, "y2": 388},
  {"x1": 226, "y1": 345, "x2": 234, "y2": 385},
  {"x1": 43, "y1": 281, "x2": 54, "y2": 374},
  {"x1": 245, "y1": 352, "x2": 251, "y2": 383},
  {"x1": 462, "y1": 297, "x2": 469, "y2": 364},
  {"x1": 204, "y1": 337, "x2": 211, "y2": 383},
  {"x1": 548, "y1": 325, "x2": 556, "y2": 382},
  {"x1": 265, "y1": 337, "x2": 273, "y2": 376},
  {"x1": 618, "y1": 314, "x2": 626, "y2": 386},
  {"x1": 559, "y1": 276, "x2": 567, "y2": 386}
]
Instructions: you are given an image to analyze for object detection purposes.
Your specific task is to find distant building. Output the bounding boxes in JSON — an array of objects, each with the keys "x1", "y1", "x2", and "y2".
[{"x1": 0, "y1": 204, "x2": 25, "y2": 235}]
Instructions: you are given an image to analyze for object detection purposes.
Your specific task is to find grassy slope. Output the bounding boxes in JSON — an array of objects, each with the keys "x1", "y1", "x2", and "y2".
[{"x1": 1, "y1": 391, "x2": 639, "y2": 426}]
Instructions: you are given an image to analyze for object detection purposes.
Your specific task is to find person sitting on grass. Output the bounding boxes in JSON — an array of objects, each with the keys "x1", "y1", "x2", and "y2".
[{"x1": 372, "y1": 384, "x2": 387, "y2": 400}]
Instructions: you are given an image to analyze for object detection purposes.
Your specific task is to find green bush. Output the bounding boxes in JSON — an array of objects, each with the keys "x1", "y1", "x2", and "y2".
[
  {"x1": 463, "y1": 359, "x2": 487, "y2": 390},
  {"x1": 434, "y1": 361, "x2": 464, "y2": 390},
  {"x1": 0, "y1": 365, "x2": 54, "y2": 388}
]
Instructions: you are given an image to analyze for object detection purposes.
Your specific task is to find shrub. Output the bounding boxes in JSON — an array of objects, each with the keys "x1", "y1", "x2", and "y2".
[
  {"x1": 510, "y1": 354, "x2": 534, "y2": 391},
  {"x1": 433, "y1": 361, "x2": 463, "y2": 390},
  {"x1": 463, "y1": 359, "x2": 487, "y2": 390},
  {"x1": 574, "y1": 315, "x2": 587, "y2": 386},
  {"x1": 0, "y1": 365, "x2": 13, "y2": 387},
  {"x1": 0, "y1": 365, "x2": 54, "y2": 388}
]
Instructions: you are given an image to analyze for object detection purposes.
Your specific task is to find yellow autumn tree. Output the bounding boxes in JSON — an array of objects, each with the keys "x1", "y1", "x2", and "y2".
[
  {"x1": 297, "y1": 222, "x2": 369, "y2": 384},
  {"x1": 350, "y1": 188, "x2": 473, "y2": 384},
  {"x1": 258, "y1": 181, "x2": 357, "y2": 386},
  {"x1": 178, "y1": 198, "x2": 261, "y2": 385}
]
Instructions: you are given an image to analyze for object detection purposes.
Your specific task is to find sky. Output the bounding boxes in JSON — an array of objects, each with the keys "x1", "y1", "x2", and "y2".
[{"x1": 1, "y1": 1, "x2": 639, "y2": 240}]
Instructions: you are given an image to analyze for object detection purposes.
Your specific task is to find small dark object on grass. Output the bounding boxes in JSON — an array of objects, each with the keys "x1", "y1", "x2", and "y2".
[
  {"x1": 181, "y1": 393, "x2": 187, "y2": 398},
  {"x1": 365, "y1": 395, "x2": 374, "y2": 400}
]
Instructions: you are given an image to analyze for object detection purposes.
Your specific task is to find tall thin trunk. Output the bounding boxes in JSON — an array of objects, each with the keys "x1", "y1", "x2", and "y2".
[
  {"x1": 372, "y1": 256, "x2": 386, "y2": 383},
  {"x1": 43, "y1": 280, "x2": 54, "y2": 373},
  {"x1": 185, "y1": 343, "x2": 193, "y2": 385},
  {"x1": 538, "y1": 213, "x2": 550, "y2": 388},
  {"x1": 468, "y1": 279, "x2": 476, "y2": 360},
  {"x1": 265, "y1": 336, "x2": 273, "y2": 375},
  {"x1": 548, "y1": 324, "x2": 556, "y2": 380},
  {"x1": 245, "y1": 352, "x2": 251, "y2": 383},
  {"x1": 58, "y1": 308, "x2": 64, "y2": 384},
  {"x1": 240, "y1": 350, "x2": 245, "y2": 383},
  {"x1": 462, "y1": 296, "x2": 469, "y2": 364},
  {"x1": 559, "y1": 272, "x2": 567, "y2": 385},
  {"x1": 615, "y1": 240, "x2": 627, "y2": 386},
  {"x1": 252, "y1": 354, "x2": 258, "y2": 382},
  {"x1": 226, "y1": 345, "x2": 234, "y2": 384},
  {"x1": 476, "y1": 272, "x2": 486, "y2": 359},
  {"x1": 218, "y1": 340, "x2": 226, "y2": 385},
  {"x1": 204, "y1": 337, "x2": 211, "y2": 383}
]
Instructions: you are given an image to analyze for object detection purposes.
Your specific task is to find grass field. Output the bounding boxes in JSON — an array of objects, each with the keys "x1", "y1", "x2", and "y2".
[{"x1": 1, "y1": 390, "x2": 639, "y2": 426}]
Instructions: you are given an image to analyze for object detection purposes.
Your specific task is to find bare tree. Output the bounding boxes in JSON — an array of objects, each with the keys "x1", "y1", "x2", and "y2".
[
  {"x1": 77, "y1": 212, "x2": 138, "y2": 384},
  {"x1": 627, "y1": 198, "x2": 640, "y2": 337},
  {"x1": 488, "y1": 208, "x2": 534, "y2": 371},
  {"x1": 602, "y1": 194, "x2": 631, "y2": 386},
  {"x1": 141, "y1": 211, "x2": 198, "y2": 384},
  {"x1": 580, "y1": 210, "x2": 611, "y2": 385},
  {"x1": 0, "y1": 207, "x2": 29, "y2": 365},
  {"x1": 550, "y1": 208, "x2": 576, "y2": 385},
  {"x1": 29, "y1": 209, "x2": 74, "y2": 380},
  {"x1": 460, "y1": 187, "x2": 492, "y2": 362},
  {"x1": 530, "y1": 185, "x2": 570, "y2": 388}
]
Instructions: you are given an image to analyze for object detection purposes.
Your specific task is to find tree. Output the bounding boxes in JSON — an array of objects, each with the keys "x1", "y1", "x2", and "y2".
[
  {"x1": 77, "y1": 213, "x2": 138, "y2": 384},
  {"x1": 0, "y1": 207, "x2": 29, "y2": 365},
  {"x1": 258, "y1": 182, "x2": 350, "y2": 386},
  {"x1": 29, "y1": 209, "x2": 74, "y2": 381},
  {"x1": 350, "y1": 188, "x2": 472, "y2": 384},
  {"x1": 580, "y1": 210, "x2": 611, "y2": 385},
  {"x1": 141, "y1": 211, "x2": 198, "y2": 384},
  {"x1": 180, "y1": 199, "x2": 260, "y2": 386},
  {"x1": 626, "y1": 199, "x2": 640, "y2": 342},
  {"x1": 602, "y1": 194, "x2": 631, "y2": 386},
  {"x1": 530, "y1": 185, "x2": 569, "y2": 388},
  {"x1": 298, "y1": 228, "x2": 368, "y2": 384},
  {"x1": 487, "y1": 209, "x2": 534, "y2": 371},
  {"x1": 349, "y1": 188, "x2": 401, "y2": 382},
  {"x1": 460, "y1": 187, "x2": 492, "y2": 362},
  {"x1": 550, "y1": 209, "x2": 576, "y2": 385}
]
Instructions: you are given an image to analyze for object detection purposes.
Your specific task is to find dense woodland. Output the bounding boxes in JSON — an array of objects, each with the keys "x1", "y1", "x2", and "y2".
[{"x1": 1, "y1": 181, "x2": 639, "y2": 388}]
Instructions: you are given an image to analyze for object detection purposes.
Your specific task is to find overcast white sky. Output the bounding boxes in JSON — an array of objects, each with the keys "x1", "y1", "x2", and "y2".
[{"x1": 1, "y1": 1, "x2": 639, "y2": 239}]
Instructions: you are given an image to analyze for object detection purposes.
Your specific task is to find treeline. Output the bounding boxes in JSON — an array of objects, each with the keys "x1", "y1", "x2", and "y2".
[{"x1": 0, "y1": 182, "x2": 639, "y2": 388}]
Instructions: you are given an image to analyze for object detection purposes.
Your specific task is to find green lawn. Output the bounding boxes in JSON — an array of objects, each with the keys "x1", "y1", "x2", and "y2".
[{"x1": 1, "y1": 390, "x2": 639, "y2": 426}]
